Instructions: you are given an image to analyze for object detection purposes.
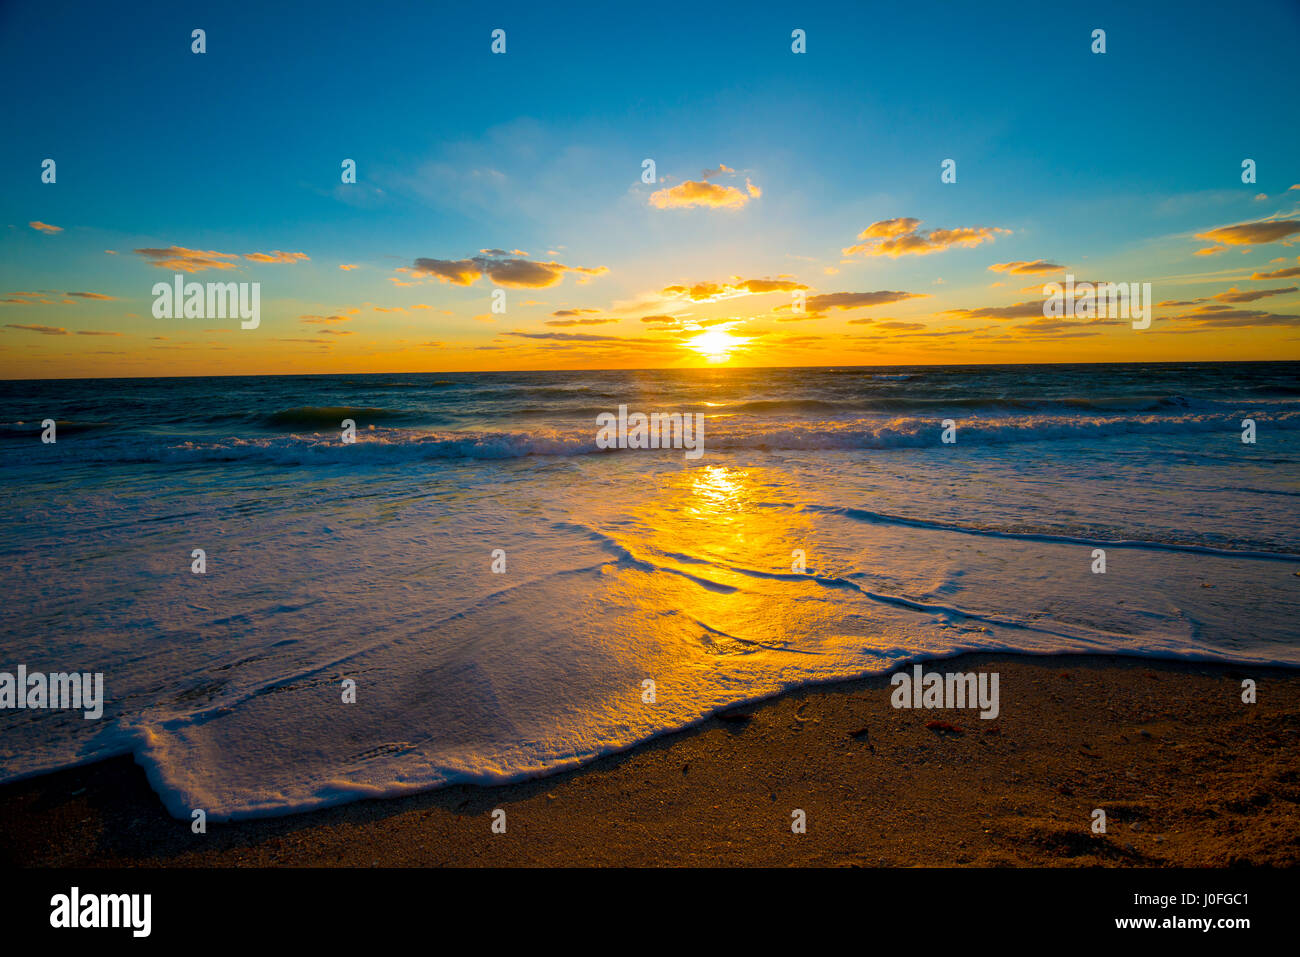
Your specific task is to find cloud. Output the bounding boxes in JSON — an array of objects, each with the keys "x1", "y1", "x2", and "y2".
[
  {"x1": 28, "y1": 221, "x2": 62, "y2": 234},
  {"x1": 732, "y1": 277, "x2": 798, "y2": 294},
  {"x1": 1193, "y1": 218, "x2": 1300, "y2": 255},
  {"x1": 648, "y1": 171, "x2": 760, "y2": 210},
  {"x1": 243, "y1": 251, "x2": 309, "y2": 264},
  {"x1": 408, "y1": 258, "x2": 482, "y2": 285},
  {"x1": 1250, "y1": 259, "x2": 1300, "y2": 279},
  {"x1": 1, "y1": 291, "x2": 59, "y2": 305},
  {"x1": 74, "y1": 330, "x2": 121, "y2": 336},
  {"x1": 502, "y1": 331, "x2": 656, "y2": 343},
  {"x1": 1211, "y1": 286, "x2": 1298, "y2": 303},
  {"x1": 408, "y1": 253, "x2": 607, "y2": 288},
  {"x1": 1010, "y1": 317, "x2": 1124, "y2": 337},
  {"x1": 662, "y1": 278, "x2": 807, "y2": 302},
  {"x1": 339, "y1": 264, "x2": 359, "y2": 271},
  {"x1": 844, "y1": 218, "x2": 1009, "y2": 257},
  {"x1": 1018, "y1": 279, "x2": 1108, "y2": 294},
  {"x1": 545, "y1": 317, "x2": 618, "y2": 326},
  {"x1": 134, "y1": 246, "x2": 241, "y2": 272},
  {"x1": 486, "y1": 258, "x2": 607, "y2": 288},
  {"x1": 661, "y1": 281, "x2": 724, "y2": 301},
  {"x1": 300, "y1": 314, "x2": 351, "y2": 324},
  {"x1": 5, "y1": 324, "x2": 67, "y2": 335},
  {"x1": 802, "y1": 290, "x2": 927, "y2": 312},
  {"x1": 1164, "y1": 304, "x2": 1300, "y2": 328},
  {"x1": 2, "y1": 290, "x2": 116, "y2": 306},
  {"x1": 989, "y1": 260, "x2": 1065, "y2": 275},
  {"x1": 944, "y1": 301, "x2": 1047, "y2": 320},
  {"x1": 134, "y1": 246, "x2": 310, "y2": 271}
]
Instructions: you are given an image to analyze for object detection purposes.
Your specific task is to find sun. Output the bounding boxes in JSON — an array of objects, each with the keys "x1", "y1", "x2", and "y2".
[{"x1": 687, "y1": 329, "x2": 744, "y2": 362}]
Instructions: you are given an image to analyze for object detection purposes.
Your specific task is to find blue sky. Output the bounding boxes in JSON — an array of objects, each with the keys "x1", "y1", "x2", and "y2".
[{"x1": 2, "y1": 0, "x2": 1299, "y2": 376}]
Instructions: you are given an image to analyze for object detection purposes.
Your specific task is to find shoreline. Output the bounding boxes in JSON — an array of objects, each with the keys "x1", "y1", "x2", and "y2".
[{"x1": 2, "y1": 651, "x2": 1297, "y2": 867}]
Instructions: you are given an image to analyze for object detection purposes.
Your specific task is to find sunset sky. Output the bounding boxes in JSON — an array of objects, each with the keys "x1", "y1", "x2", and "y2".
[{"x1": 2, "y1": 0, "x2": 1299, "y2": 378}]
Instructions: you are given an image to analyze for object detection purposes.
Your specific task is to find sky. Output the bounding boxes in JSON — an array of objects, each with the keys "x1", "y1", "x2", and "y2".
[{"x1": 1, "y1": 0, "x2": 1299, "y2": 378}]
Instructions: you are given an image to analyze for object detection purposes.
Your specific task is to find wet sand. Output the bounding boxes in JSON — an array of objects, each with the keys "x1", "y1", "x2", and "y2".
[{"x1": 2, "y1": 652, "x2": 1297, "y2": 867}]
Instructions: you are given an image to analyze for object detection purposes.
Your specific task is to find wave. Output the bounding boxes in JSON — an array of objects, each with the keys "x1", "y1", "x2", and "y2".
[
  {"x1": 783, "y1": 503, "x2": 1300, "y2": 560},
  {"x1": 0, "y1": 419, "x2": 115, "y2": 438},
  {"x1": 722, "y1": 393, "x2": 1295, "y2": 416},
  {"x1": 4, "y1": 409, "x2": 1298, "y2": 467},
  {"x1": 264, "y1": 406, "x2": 411, "y2": 428}
]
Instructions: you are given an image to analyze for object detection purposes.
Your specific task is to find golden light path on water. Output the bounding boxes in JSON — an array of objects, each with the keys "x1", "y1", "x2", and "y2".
[{"x1": 589, "y1": 461, "x2": 858, "y2": 661}]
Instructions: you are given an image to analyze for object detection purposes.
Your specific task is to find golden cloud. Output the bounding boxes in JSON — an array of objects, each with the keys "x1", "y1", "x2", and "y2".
[
  {"x1": 845, "y1": 218, "x2": 1009, "y2": 257},
  {"x1": 1250, "y1": 258, "x2": 1300, "y2": 279},
  {"x1": 1193, "y1": 218, "x2": 1300, "y2": 255},
  {"x1": 5, "y1": 323, "x2": 67, "y2": 335},
  {"x1": 943, "y1": 301, "x2": 1047, "y2": 320},
  {"x1": 803, "y1": 290, "x2": 927, "y2": 312},
  {"x1": 409, "y1": 254, "x2": 607, "y2": 288},
  {"x1": 1165, "y1": 304, "x2": 1300, "y2": 328},
  {"x1": 244, "y1": 251, "x2": 309, "y2": 264},
  {"x1": 989, "y1": 260, "x2": 1065, "y2": 275},
  {"x1": 133, "y1": 246, "x2": 241, "y2": 272},
  {"x1": 1211, "y1": 286, "x2": 1298, "y2": 303},
  {"x1": 649, "y1": 177, "x2": 760, "y2": 210},
  {"x1": 662, "y1": 278, "x2": 806, "y2": 301}
]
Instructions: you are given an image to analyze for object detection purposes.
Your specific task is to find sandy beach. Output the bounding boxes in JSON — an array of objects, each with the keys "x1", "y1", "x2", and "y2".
[{"x1": 3, "y1": 652, "x2": 1296, "y2": 868}]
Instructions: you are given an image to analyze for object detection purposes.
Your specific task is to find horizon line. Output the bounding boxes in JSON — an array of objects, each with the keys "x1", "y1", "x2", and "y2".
[{"x1": 2, "y1": 357, "x2": 1295, "y2": 384}]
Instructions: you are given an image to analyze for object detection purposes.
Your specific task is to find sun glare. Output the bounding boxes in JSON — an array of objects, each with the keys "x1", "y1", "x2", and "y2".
[{"x1": 687, "y1": 329, "x2": 744, "y2": 362}]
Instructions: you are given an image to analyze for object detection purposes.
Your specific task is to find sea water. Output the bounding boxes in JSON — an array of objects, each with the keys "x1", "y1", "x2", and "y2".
[{"x1": 1, "y1": 362, "x2": 1296, "y2": 818}]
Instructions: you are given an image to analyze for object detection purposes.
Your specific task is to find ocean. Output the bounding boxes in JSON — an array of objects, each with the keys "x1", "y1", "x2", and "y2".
[{"x1": 1, "y1": 361, "x2": 1297, "y2": 819}]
